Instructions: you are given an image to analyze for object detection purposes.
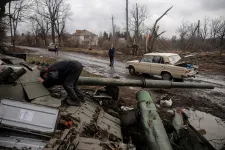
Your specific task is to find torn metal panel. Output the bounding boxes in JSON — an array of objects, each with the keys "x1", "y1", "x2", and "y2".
[
  {"x1": 0, "y1": 99, "x2": 59, "y2": 134},
  {"x1": 0, "y1": 136, "x2": 47, "y2": 150},
  {"x1": 76, "y1": 142, "x2": 103, "y2": 150},
  {"x1": 32, "y1": 96, "x2": 61, "y2": 108},
  {"x1": 72, "y1": 112, "x2": 92, "y2": 125},
  {"x1": 97, "y1": 109, "x2": 122, "y2": 141},
  {"x1": 78, "y1": 106, "x2": 96, "y2": 118},
  {"x1": 81, "y1": 103, "x2": 98, "y2": 113},
  {"x1": 79, "y1": 137, "x2": 101, "y2": 145},
  {"x1": 22, "y1": 82, "x2": 50, "y2": 100},
  {"x1": 0, "y1": 84, "x2": 25, "y2": 100},
  {"x1": 76, "y1": 137, "x2": 103, "y2": 150},
  {"x1": 65, "y1": 106, "x2": 80, "y2": 114}
]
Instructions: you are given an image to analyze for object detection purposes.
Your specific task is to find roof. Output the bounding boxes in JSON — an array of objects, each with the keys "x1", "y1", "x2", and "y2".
[
  {"x1": 73, "y1": 30, "x2": 97, "y2": 36},
  {"x1": 144, "y1": 53, "x2": 178, "y2": 57}
]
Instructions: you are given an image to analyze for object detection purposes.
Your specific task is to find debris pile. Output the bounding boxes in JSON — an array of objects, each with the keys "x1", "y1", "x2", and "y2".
[{"x1": 0, "y1": 53, "x2": 221, "y2": 150}]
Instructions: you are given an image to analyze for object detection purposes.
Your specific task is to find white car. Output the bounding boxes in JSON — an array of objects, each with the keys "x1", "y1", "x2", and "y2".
[
  {"x1": 126, "y1": 53, "x2": 198, "y2": 81},
  {"x1": 48, "y1": 43, "x2": 59, "y2": 51}
]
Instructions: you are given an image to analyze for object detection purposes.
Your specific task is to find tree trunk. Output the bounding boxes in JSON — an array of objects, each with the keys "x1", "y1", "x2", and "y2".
[
  {"x1": 58, "y1": 34, "x2": 61, "y2": 46},
  {"x1": 12, "y1": 23, "x2": 16, "y2": 50},
  {"x1": 8, "y1": 1, "x2": 13, "y2": 45},
  {"x1": 51, "y1": 20, "x2": 55, "y2": 44}
]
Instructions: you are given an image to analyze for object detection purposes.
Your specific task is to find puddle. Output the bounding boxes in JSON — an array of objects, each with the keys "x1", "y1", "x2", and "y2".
[{"x1": 185, "y1": 110, "x2": 225, "y2": 149}]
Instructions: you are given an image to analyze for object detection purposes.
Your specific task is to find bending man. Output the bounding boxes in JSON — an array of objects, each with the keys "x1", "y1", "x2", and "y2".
[{"x1": 38, "y1": 60, "x2": 85, "y2": 106}]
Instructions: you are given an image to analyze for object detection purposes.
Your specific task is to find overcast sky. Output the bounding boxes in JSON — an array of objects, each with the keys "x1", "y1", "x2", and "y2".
[
  {"x1": 19, "y1": 0, "x2": 225, "y2": 38},
  {"x1": 63, "y1": 0, "x2": 225, "y2": 38}
]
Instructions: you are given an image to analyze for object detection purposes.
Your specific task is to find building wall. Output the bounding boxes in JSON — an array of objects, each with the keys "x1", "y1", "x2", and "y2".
[{"x1": 72, "y1": 35, "x2": 98, "y2": 47}]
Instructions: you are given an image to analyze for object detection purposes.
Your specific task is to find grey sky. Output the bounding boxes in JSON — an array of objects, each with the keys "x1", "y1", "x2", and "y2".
[
  {"x1": 64, "y1": 0, "x2": 225, "y2": 38},
  {"x1": 18, "y1": 0, "x2": 224, "y2": 38}
]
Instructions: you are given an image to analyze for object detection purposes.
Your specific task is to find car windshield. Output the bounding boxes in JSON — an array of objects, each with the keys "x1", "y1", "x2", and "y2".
[{"x1": 168, "y1": 55, "x2": 181, "y2": 64}]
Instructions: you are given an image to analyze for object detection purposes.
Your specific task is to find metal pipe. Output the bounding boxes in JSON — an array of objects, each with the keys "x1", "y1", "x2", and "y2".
[
  {"x1": 78, "y1": 77, "x2": 214, "y2": 89},
  {"x1": 8, "y1": 68, "x2": 26, "y2": 83},
  {"x1": 0, "y1": 67, "x2": 13, "y2": 82},
  {"x1": 136, "y1": 90, "x2": 173, "y2": 150}
]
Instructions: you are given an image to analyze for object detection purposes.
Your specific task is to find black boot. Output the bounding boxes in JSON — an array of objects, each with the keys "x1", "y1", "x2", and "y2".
[
  {"x1": 66, "y1": 96, "x2": 81, "y2": 106},
  {"x1": 74, "y1": 86, "x2": 86, "y2": 103}
]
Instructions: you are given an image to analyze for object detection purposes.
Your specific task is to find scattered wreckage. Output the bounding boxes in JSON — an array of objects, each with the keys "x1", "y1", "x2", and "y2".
[{"x1": 0, "y1": 53, "x2": 218, "y2": 150}]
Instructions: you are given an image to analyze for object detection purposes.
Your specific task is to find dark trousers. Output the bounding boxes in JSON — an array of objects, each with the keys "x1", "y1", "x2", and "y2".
[
  {"x1": 110, "y1": 56, "x2": 114, "y2": 66},
  {"x1": 55, "y1": 48, "x2": 58, "y2": 55},
  {"x1": 63, "y1": 64, "x2": 84, "y2": 101}
]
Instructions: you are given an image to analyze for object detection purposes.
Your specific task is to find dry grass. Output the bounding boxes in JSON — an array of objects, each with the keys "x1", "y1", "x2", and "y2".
[
  {"x1": 26, "y1": 54, "x2": 57, "y2": 64},
  {"x1": 63, "y1": 47, "x2": 107, "y2": 56},
  {"x1": 81, "y1": 69, "x2": 102, "y2": 77},
  {"x1": 27, "y1": 54, "x2": 101, "y2": 78}
]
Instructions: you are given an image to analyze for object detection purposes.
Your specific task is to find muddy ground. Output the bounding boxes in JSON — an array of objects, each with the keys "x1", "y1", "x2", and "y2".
[
  {"x1": 8, "y1": 45, "x2": 225, "y2": 119},
  {"x1": 4, "y1": 45, "x2": 225, "y2": 149}
]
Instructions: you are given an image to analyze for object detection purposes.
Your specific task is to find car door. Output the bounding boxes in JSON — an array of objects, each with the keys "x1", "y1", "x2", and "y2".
[
  {"x1": 137, "y1": 56, "x2": 152, "y2": 73},
  {"x1": 150, "y1": 56, "x2": 165, "y2": 75}
]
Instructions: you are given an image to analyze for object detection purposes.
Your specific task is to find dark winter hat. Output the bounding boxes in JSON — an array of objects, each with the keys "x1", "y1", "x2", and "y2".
[{"x1": 40, "y1": 68, "x2": 48, "y2": 78}]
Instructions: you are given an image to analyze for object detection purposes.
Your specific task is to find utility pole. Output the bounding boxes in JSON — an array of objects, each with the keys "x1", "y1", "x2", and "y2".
[
  {"x1": 126, "y1": 0, "x2": 129, "y2": 42},
  {"x1": 111, "y1": 15, "x2": 115, "y2": 45},
  {"x1": 136, "y1": 3, "x2": 139, "y2": 43},
  {"x1": 197, "y1": 20, "x2": 200, "y2": 39}
]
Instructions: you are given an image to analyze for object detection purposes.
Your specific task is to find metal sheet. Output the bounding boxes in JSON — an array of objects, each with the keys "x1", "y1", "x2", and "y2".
[
  {"x1": 0, "y1": 84, "x2": 25, "y2": 100},
  {"x1": 23, "y1": 82, "x2": 50, "y2": 100},
  {"x1": 66, "y1": 106, "x2": 80, "y2": 114},
  {"x1": 76, "y1": 137, "x2": 102, "y2": 150},
  {"x1": 81, "y1": 103, "x2": 97, "y2": 113},
  {"x1": 76, "y1": 142, "x2": 103, "y2": 150},
  {"x1": 97, "y1": 110, "x2": 122, "y2": 141},
  {"x1": 0, "y1": 136, "x2": 47, "y2": 150},
  {"x1": 32, "y1": 96, "x2": 61, "y2": 108},
  {"x1": 79, "y1": 106, "x2": 95, "y2": 118},
  {"x1": 0, "y1": 99, "x2": 59, "y2": 133},
  {"x1": 19, "y1": 70, "x2": 40, "y2": 84}
]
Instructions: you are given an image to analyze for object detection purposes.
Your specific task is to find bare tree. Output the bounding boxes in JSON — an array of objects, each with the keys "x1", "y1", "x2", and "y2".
[
  {"x1": 35, "y1": 0, "x2": 66, "y2": 44},
  {"x1": 148, "y1": 6, "x2": 173, "y2": 52},
  {"x1": 30, "y1": 14, "x2": 50, "y2": 46},
  {"x1": 130, "y1": 4, "x2": 149, "y2": 44},
  {"x1": 129, "y1": 4, "x2": 149, "y2": 55},
  {"x1": 200, "y1": 17, "x2": 209, "y2": 41},
  {"x1": 29, "y1": 17, "x2": 39, "y2": 45},
  {"x1": 9, "y1": 0, "x2": 33, "y2": 49},
  {"x1": 54, "y1": 2, "x2": 70, "y2": 47},
  {"x1": 176, "y1": 17, "x2": 225, "y2": 54}
]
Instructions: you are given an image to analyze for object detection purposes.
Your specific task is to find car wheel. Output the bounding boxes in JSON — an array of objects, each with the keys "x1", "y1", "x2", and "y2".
[
  {"x1": 162, "y1": 72, "x2": 172, "y2": 81},
  {"x1": 129, "y1": 66, "x2": 136, "y2": 75}
]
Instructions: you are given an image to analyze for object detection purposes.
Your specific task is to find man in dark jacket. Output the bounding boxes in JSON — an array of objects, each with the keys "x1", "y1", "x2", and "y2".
[
  {"x1": 38, "y1": 60, "x2": 85, "y2": 106},
  {"x1": 108, "y1": 44, "x2": 115, "y2": 66}
]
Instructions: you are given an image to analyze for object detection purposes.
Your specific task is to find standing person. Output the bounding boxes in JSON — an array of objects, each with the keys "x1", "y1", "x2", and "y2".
[
  {"x1": 38, "y1": 60, "x2": 85, "y2": 106},
  {"x1": 55, "y1": 43, "x2": 59, "y2": 55},
  {"x1": 108, "y1": 44, "x2": 115, "y2": 66}
]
